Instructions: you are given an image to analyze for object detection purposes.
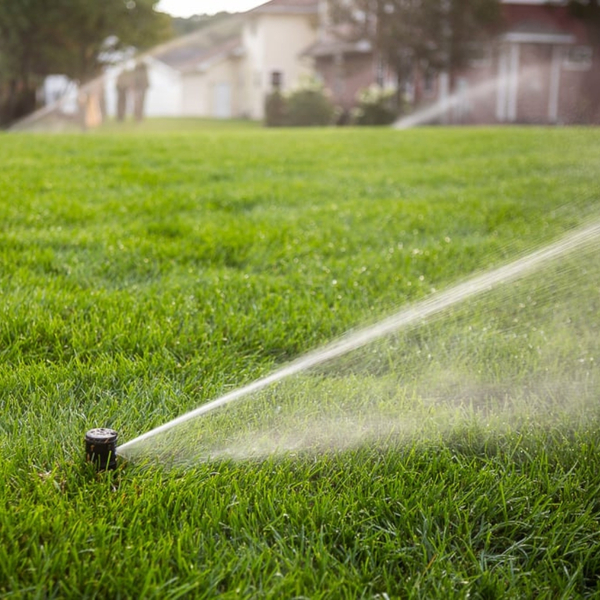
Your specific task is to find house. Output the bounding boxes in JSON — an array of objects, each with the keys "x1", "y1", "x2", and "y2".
[
  {"x1": 38, "y1": 0, "x2": 598, "y2": 126},
  {"x1": 302, "y1": 23, "x2": 385, "y2": 112},
  {"x1": 103, "y1": 16, "x2": 245, "y2": 119},
  {"x1": 307, "y1": 0, "x2": 600, "y2": 125},
  {"x1": 433, "y1": 0, "x2": 600, "y2": 125},
  {"x1": 104, "y1": 0, "x2": 320, "y2": 121},
  {"x1": 237, "y1": 0, "x2": 319, "y2": 119}
]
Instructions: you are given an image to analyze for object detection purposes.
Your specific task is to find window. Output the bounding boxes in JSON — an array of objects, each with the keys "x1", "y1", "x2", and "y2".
[
  {"x1": 563, "y1": 46, "x2": 593, "y2": 70},
  {"x1": 271, "y1": 71, "x2": 283, "y2": 91}
]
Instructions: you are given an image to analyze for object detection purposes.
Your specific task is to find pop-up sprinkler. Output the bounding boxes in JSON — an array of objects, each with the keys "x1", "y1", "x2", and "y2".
[{"x1": 85, "y1": 428, "x2": 118, "y2": 471}]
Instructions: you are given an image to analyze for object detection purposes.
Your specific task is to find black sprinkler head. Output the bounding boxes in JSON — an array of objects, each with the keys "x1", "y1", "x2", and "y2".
[{"x1": 85, "y1": 428, "x2": 118, "y2": 471}]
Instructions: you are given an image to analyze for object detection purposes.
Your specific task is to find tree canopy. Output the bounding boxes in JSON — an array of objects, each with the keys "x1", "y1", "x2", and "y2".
[
  {"x1": 171, "y1": 12, "x2": 233, "y2": 37},
  {"x1": 569, "y1": 0, "x2": 600, "y2": 42},
  {"x1": 568, "y1": 0, "x2": 600, "y2": 119},
  {"x1": 0, "y1": 0, "x2": 171, "y2": 126},
  {"x1": 331, "y1": 0, "x2": 502, "y2": 94}
]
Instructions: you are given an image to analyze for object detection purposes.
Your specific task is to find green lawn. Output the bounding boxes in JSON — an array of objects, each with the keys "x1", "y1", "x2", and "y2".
[
  {"x1": 98, "y1": 117, "x2": 262, "y2": 134},
  {"x1": 1, "y1": 126, "x2": 600, "y2": 598}
]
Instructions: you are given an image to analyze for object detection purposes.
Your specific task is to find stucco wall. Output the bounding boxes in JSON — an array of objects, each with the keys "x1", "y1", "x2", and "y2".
[
  {"x1": 241, "y1": 16, "x2": 266, "y2": 119},
  {"x1": 209, "y1": 57, "x2": 242, "y2": 118},
  {"x1": 261, "y1": 14, "x2": 316, "y2": 93},
  {"x1": 181, "y1": 73, "x2": 208, "y2": 116},
  {"x1": 241, "y1": 12, "x2": 318, "y2": 120},
  {"x1": 182, "y1": 58, "x2": 243, "y2": 118}
]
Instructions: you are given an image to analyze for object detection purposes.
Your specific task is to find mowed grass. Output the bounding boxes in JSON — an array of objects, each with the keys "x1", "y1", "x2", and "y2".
[
  {"x1": 1, "y1": 125, "x2": 600, "y2": 598},
  {"x1": 98, "y1": 117, "x2": 262, "y2": 134}
]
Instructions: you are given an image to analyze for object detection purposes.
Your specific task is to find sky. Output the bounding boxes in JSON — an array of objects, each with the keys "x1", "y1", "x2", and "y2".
[{"x1": 156, "y1": 0, "x2": 265, "y2": 17}]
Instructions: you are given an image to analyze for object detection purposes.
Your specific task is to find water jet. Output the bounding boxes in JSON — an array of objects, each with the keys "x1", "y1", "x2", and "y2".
[{"x1": 116, "y1": 220, "x2": 600, "y2": 466}]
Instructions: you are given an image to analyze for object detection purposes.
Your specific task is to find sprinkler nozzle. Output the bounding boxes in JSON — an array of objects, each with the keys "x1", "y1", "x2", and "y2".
[{"x1": 85, "y1": 428, "x2": 118, "y2": 471}]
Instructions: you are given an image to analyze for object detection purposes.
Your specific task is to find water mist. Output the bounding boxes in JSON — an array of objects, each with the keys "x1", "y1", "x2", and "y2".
[{"x1": 116, "y1": 221, "x2": 600, "y2": 467}]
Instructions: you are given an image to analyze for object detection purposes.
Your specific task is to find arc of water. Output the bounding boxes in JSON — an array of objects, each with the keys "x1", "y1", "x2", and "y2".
[
  {"x1": 393, "y1": 69, "x2": 524, "y2": 129},
  {"x1": 118, "y1": 221, "x2": 600, "y2": 454}
]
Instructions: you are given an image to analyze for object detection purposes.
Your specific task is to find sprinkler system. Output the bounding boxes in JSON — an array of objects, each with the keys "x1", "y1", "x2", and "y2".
[{"x1": 85, "y1": 428, "x2": 118, "y2": 471}]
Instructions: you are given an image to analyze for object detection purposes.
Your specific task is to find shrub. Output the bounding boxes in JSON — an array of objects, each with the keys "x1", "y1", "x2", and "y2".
[
  {"x1": 285, "y1": 79, "x2": 334, "y2": 127},
  {"x1": 264, "y1": 91, "x2": 287, "y2": 127},
  {"x1": 264, "y1": 80, "x2": 334, "y2": 128},
  {"x1": 353, "y1": 85, "x2": 398, "y2": 126}
]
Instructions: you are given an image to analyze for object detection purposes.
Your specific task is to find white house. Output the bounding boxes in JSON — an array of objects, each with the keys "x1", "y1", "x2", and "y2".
[
  {"x1": 102, "y1": 0, "x2": 320, "y2": 121},
  {"x1": 237, "y1": 0, "x2": 319, "y2": 119}
]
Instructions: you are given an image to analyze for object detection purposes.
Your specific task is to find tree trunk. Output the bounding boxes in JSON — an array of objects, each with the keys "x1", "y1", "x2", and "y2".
[{"x1": 0, "y1": 79, "x2": 37, "y2": 127}]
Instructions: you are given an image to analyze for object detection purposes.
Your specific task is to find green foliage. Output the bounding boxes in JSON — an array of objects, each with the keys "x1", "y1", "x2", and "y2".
[
  {"x1": 263, "y1": 81, "x2": 335, "y2": 127},
  {"x1": 568, "y1": 0, "x2": 600, "y2": 119},
  {"x1": 330, "y1": 0, "x2": 502, "y2": 91},
  {"x1": 264, "y1": 91, "x2": 288, "y2": 127},
  {"x1": 170, "y1": 12, "x2": 233, "y2": 37},
  {"x1": 0, "y1": 0, "x2": 171, "y2": 126},
  {"x1": 0, "y1": 127, "x2": 599, "y2": 597},
  {"x1": 285, "y1": 80, "x2": 335, "y2": 127},
  {"x1": 569, "y1": 0, "x2": 600, "y2": 42},
  {"x1": 353, "y1": 85, "x2": 398, "y2": 125}
]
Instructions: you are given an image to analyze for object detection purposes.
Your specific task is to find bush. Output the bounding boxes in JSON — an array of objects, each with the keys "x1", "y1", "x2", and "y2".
[
  {"x1": 264, "y1": 80, "x2": 334, "y2": 128},
  {"x1": 353, "y1": 85, "x2": 398, "y2": 126},
  {"x1": 287, "y1": 87, "x2": 334, "y2": 126},
  {"x1": 264, "y1": 91, "x2": 287, "y2": 127}
]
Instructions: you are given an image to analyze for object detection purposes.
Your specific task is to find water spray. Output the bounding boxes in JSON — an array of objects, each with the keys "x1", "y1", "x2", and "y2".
[
  {"x1": 392, "y1": 67, "x2": 536, "y2": 129},
  {"x1": 117, "y1": 220, "x2": 600, "y2": 463},
  {"x1": 85, "y1": 428, "x2": 119, "y2": 471}
]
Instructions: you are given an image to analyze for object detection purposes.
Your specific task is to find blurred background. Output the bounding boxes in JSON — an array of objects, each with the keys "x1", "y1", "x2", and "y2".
[{"x1": 1, "y1": 0, "x2": 598, "y2": 131}]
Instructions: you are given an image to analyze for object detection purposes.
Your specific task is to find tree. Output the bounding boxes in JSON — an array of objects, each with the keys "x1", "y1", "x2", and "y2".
[
  {"x1": 330, "y1": 0, "x2": 502, "y2": 104},
  {"x1": 569, "y1": 0, "x2": 600, "y2": 40},
  {"x1": 568, "y1": 0, "x2": 600, "y2": 120},
  {"x1": 0, "y1": 0, "x2": 171, "y2": 126},
  {"x1": 171, "y1": 12, "x2": 232, "y2": 37}
]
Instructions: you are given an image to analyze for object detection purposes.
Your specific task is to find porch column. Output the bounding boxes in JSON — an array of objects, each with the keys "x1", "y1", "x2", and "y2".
[
  {"x1": 548, "y1": 45, "x2": 562, "y2": 123},
  {"x1": 507, "y1": 43, "x2": 520, "y2": 122}
]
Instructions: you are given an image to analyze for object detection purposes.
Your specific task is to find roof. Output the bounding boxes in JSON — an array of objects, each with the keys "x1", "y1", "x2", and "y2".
[
  {"x1": 502, "y1": 19, "x2": 575, "y2": 43},
  {"x1": 303, "y1": 37, "x2": 372, "y2": 58},
  {"x1": 502, "y1": 3, "x2": 591, "y2": 44},
  {"x1": 151, "y1": 16, "x2": 244, "y2": 71},
  {"x1": 249, "y1": 0, "x2": 319, "y2": 15},
  {"x1": 149, "y1": 1, "x2": 318, "y2": 72},
  {"x1": 302, "y1": 24, "x2": 372, "y2": 58},
  {"x1": 179, "y1": 37, "x2": 245, "y2": 74},
  {"x1": 501, "y1": 0, "x2": 568, "y2": 5}
]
